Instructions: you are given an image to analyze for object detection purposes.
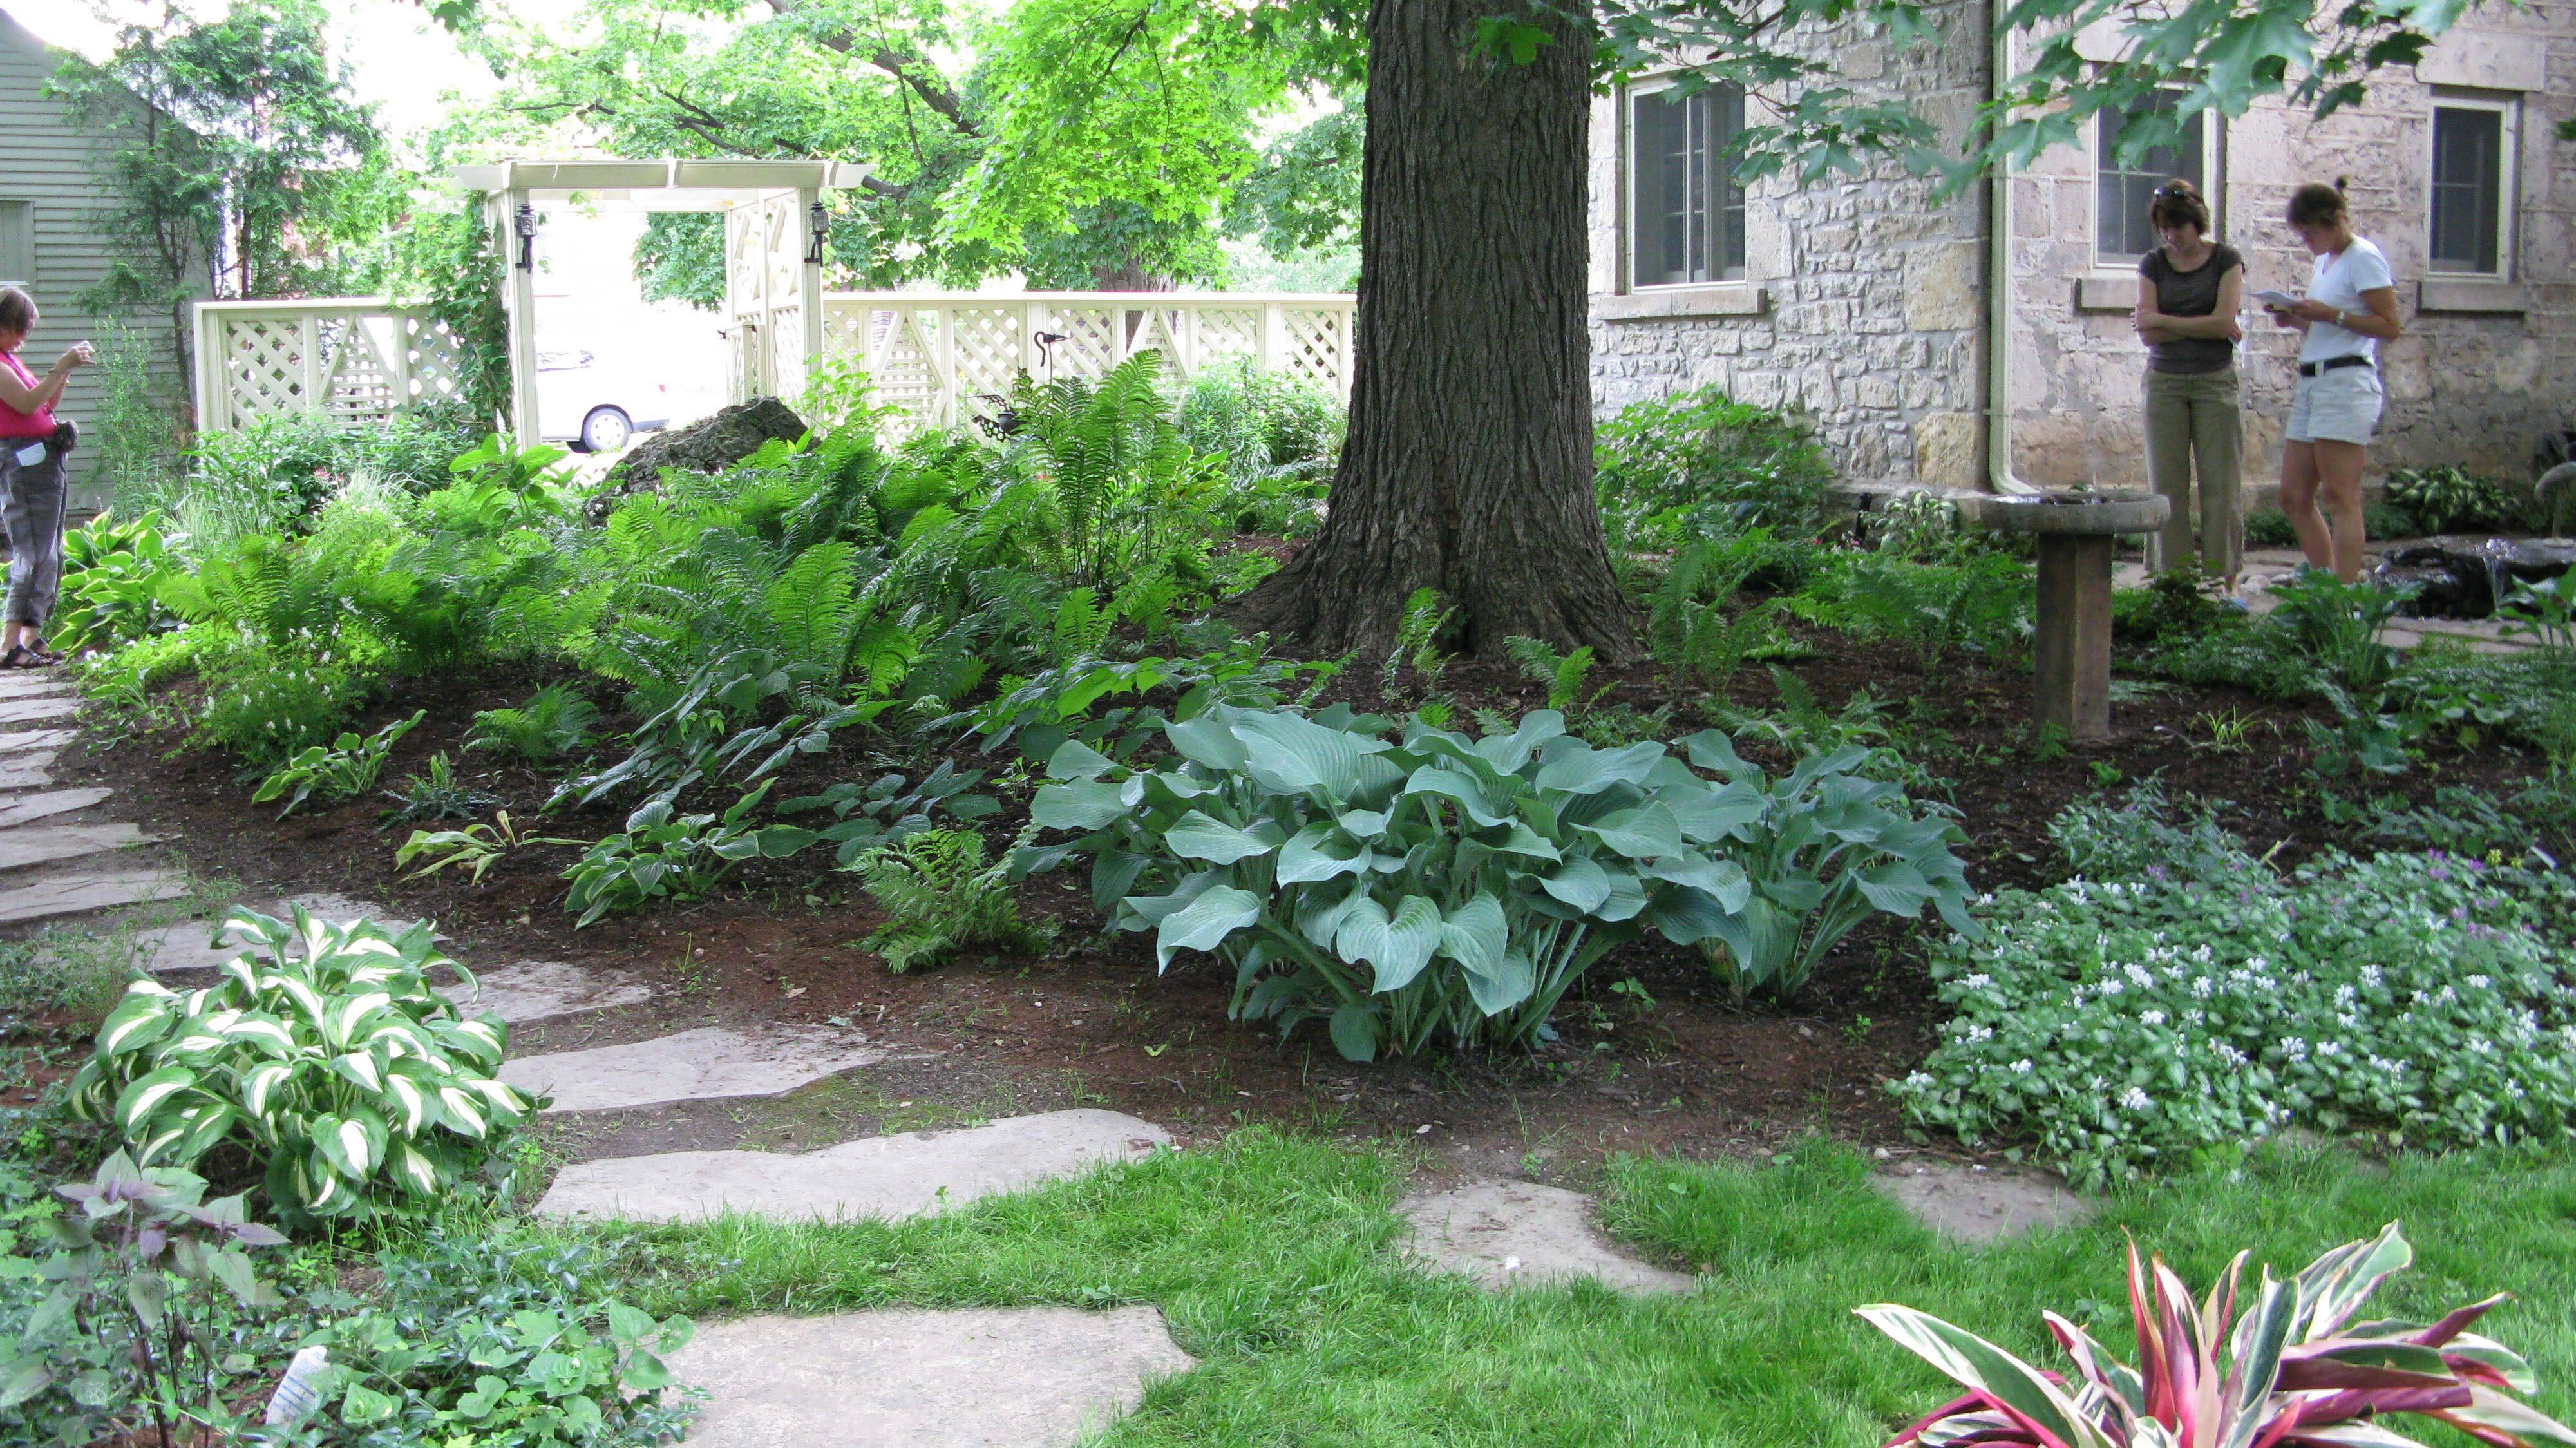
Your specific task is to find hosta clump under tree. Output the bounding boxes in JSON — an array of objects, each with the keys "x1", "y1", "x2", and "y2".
[
  {"x1": 67, "y1": 907, "x2": 538, "y2": 1221},
  {"x1": 1025, "y1": 705, "x2": 1973, "y2": 1059}
]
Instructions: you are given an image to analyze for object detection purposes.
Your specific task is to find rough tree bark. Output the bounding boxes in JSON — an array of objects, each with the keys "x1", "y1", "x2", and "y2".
[{"x1": 1226, "y1": 0, "x2": 1636, "y2": 660}]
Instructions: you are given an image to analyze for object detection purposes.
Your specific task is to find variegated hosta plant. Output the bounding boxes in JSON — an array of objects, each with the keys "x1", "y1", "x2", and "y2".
[
  {"x1": 1858, "y1": 1222, "x2": 2576, "y2": 1448},
  {"x1": 67, "y1": 907, "x2": 542, "y2": 1222},
  {"x1": 1025, "y1": 703, "x2": 1965, "y2": 1060}
]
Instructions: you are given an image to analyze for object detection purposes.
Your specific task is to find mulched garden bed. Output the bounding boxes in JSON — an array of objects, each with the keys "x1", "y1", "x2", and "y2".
[{"x1": 77, "y1": 618, "x2": 2552, "y2": 1179}]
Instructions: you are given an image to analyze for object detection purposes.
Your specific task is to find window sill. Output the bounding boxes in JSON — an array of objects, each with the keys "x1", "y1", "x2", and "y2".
[
  {"x1": 1594, "y1": 284, "x2": 1768, "y2": 321},
  {"x1": 2076, "y1": 273, "x2": 2139, "y2": 312},
  {"x1": 2416, "y1": 278, "x2": 2527, "y2": 315}
]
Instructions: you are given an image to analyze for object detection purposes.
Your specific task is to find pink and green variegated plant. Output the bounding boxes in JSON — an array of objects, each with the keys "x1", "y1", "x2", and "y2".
[{"x1": 1855, "y1": 1222, "x2": 2576, "y2": 1448}]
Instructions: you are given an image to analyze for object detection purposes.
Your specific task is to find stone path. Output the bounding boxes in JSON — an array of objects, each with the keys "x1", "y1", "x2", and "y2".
[
  {"x1": 666, "y1": 1307, "x2": 1195, "y2": 1448},
  {"x1": 502, "y1": 1025, "x2": 896, "y2": 1114},
  {"x1": 538, "y1": 1109, "x2": 1171, "y2": 1223},
  {"x1": 2113, "y1": 546, "x2": 2543, "y2": 656},
  {"x1": 0, "y1": 672, "x2": 189, "y2": 930},
  {"x1": 1873, "y1": 1161, "x2": 2090, "y2": 1245},
  {"x1": 1401, "y1": 1180, "x2": 1695, "y2": 1293}
]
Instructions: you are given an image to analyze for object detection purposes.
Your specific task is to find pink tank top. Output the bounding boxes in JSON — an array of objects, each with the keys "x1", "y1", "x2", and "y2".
[{"x1": 0, "y1": 352, "x2": 55, "y2": 439}]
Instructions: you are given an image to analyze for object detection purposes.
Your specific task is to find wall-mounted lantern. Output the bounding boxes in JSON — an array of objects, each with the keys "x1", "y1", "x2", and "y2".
[
  {"x1": 513, "y1": 202, "x2": 538, "y2": 271},
  {"x1": 806, "y1": 200, "x2": 831, "y2": 265}
]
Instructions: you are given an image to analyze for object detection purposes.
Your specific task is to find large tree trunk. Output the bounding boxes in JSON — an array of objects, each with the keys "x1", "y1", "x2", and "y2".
[{"x1": 1226, "y1": 0, "x2": 1634, "y2": 660}]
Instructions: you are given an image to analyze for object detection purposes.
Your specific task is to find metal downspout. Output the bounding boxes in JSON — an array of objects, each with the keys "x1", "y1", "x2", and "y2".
[{"x1": 1987, "y1": 2, "x2": 2038, "y2": 496}]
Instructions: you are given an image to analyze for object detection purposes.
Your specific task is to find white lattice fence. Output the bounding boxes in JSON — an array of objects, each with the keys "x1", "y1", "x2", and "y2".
[
  {"x1": 822, "y1": 292, "x2": 1355, "y2": 437},
  {"x1": 194, "y1": 300, "x2": 470, "y2": 433}
]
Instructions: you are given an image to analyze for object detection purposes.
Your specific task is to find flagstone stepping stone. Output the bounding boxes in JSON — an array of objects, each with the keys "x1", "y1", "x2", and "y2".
[
  {"x1": 0, "y1": 821, "x2": 155, "y2": 873},
  {"x1": 0, "y1": 867, "x2": 189, "y2": 926},
  {"x1": 664, "y1": 1305, "x2": 1195, "y2": 1447},
  {"x1": 0, "y1": 674, "x2": 73, "y2": 700},
  {"x1": 0, "y1": 729, "x2": 74, "y2": 752},
  {"x1": 1401, "y1": 1180, "x2": 1694, "y2": 1294},
  {"x1": 0, "y1": 752, "x2": 61, "y2": 790},
  {"x1": 0, "y1": 696, "x2": 79, "y2": 725},
  {"x1": 126, "y1": 918, "x2": 252, "y2": 976},
  {"x1": 535, "y1": 1109, "x2": 1171, "y2": 1223},
  {"x1": 500, "y1": 1026, "x2": 890, "y2": 1114},
  {"x1": 1873, "y1": 1161, "x2": 2089, "y2": 1245},
  {"x1": 0, "y1": 786, "x2": 111, "y2": 828},
  {"x1": 436, "y1": 960, "x2": 653, "y2": 1024}
]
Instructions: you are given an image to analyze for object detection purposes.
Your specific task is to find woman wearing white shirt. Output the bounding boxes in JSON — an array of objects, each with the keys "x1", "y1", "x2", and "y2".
[{"x1": 2262, "y1": 180, "x2": 2402, "y2": 583}]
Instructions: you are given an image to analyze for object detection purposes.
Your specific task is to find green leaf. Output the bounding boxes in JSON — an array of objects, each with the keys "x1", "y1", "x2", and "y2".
[
  {"x1": 1032, "y1": 779, "x2": 1128, "y2": 832},
  {"x1": 1578, "y1": 803, "x2": 1685, "y2": 859},
  {"x1": 0, "y1": 1358, "x2": 52, "y2": 1412},
  {"x1": 1853, "y1": 1304, "x2": 2113, "y2": 1448},
  {"x1": 341, "y1": 1382, "x2": 401, "y2": 1425},
  {"x1": 1333, "y1": 895, "x2": 1444, "y2": 994},
  {"x1": 1327, "y1": 1004, "x2": 1378, "y2": 1063},
  {"x1": 1435, "y1": 895, "x2": 1508, "y2": 978},
  {"x1": 1164, "y1": 810, "x2": 1280, "y2": 864},
  {"x1": 1154, "y1": 886, "x2": 1262, "y2": 969},
  {"x1": 114, "y1": 1065, "x2": 200, "y2": 1138},
  {"x1": 97, "y1": 991, "x2": 177, "y2": 1056},
  {"x1": 1463, "y1": 950, "x2": 1535, "y2": 1014},
  {"x1": 1162, "y1": 715, "x2": 1246, "y2": 772},
  {"x1": 1276, "y1": 821, "x2": 1369, "y2": 884},
  {"x1": 1235, "y1": 710, "x2": 1379, "y2": 799},
  {"x1": 1531, "y1": 739, "x2": 1664, "y2": 795},
  {"x1": 1540, "y1": 857, "x2": 1613, "y2": 912}
]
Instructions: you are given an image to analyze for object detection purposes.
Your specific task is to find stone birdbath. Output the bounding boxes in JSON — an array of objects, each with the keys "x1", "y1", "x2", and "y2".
[{"x1": 1959, "y1": 490, "x2": 2170, "y2": 741}]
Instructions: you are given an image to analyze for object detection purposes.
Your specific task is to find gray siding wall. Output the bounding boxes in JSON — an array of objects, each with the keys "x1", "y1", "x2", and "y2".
[{"x1": 0, "y1": 11, "x2": 192, "y2": 508}]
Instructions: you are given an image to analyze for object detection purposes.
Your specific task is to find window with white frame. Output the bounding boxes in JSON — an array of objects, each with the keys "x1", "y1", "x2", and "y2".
[
  {"x1": 2096, "y1": 91, "x2": 2216, "y2": 262},
  {"x1": 1625, "y1": 80, "x2": 1747, "y2": 288},
  {"x1": 2429, "y1": 95, "x2": 2515, "y2": 276}
]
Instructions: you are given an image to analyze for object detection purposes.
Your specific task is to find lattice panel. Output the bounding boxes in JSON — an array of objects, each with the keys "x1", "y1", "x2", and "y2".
[
  {"x1": 1192, "y1": 308, "x2": 1260, "y2": 368},
  {"x1": 220, "y1": 319, "x2": 313, "y2": 420},
  {"x1": 1126, "y1": 307, "x2": 1184, "y2": 372},
  {"x1": 319, "y1": 319, "x2": 397, "y2": 423},
  {"x1": 1044, "y1": 307, "x2": 1119, "y2": 379},
  {"x1": 399, "y1": 316, "x2": 466, "y2": 405},
  {"x1": 770, "y1": 303, "x2": 807, "y2": 396},
  {"x1": 726, "y1": 209, "x2": 765, "y2": 315},
  {"x1": 867, "y1": 310, "x2": 945, "y2": 437},
  {"x1": 947, "y1": 307, "x2": 1024, "y2": 399},
  {"x1": 1280, "y1": 309, "x2": 1345, "y2": 393}
]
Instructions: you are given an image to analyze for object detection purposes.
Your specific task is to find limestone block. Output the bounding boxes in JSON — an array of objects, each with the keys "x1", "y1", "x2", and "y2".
[
  {"x1": 1402, "y1": 1180, "x2": 1694, "y2": 1294},
  {"x1": 0, "y1": 822, "x2": 156, "y2": 873},
  {"x1": 536, "y1": 1110, "x2": 1173, "y2": 1223},
  {"x1": 0, "y1": 868, "x2": 189, "y2": 925},
  {"x1": 1904, "y1": 240, "x2": 1982, "y2": 332},
  {"x1": 1876, "y1": 1162, "x2": 2090, "y2": 1244},
  {"x1": 664, "y1": 1306, "x2": 1195, "y2": 1448},
  {"x1": 2414, "y1": 29, "x2": 2548, "y2": 90},
  {"x1": 1912, "y1": 412, "x2": 1982, "y2": 490},
  {"x1": 0, "y1": 788, "x2": 111, "y2": 828},
  {"x1": 501, "y1": 1026, "x2": 891, "y2": 1114}
]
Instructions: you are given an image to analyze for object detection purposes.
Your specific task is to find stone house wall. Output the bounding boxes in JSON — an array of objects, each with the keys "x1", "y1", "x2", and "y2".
[{"x1": 1588, "y1": 1, "x2": 2576, "y2": 493}]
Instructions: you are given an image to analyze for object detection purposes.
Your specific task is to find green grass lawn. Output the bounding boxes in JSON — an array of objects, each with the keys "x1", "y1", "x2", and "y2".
[{"x1": 587, "y1": 1130, "x2": 2576, "y2": 1446}]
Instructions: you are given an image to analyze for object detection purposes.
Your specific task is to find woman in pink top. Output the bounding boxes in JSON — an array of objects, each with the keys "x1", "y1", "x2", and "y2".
[{"x1": 0, "y1": 286, "x2": 93, "y2": 667}]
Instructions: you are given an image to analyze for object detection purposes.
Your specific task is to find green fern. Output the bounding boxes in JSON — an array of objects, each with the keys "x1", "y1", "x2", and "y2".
[
  {"x1": 466, "y1": 684, "x2": 600, "y2": 763},
  {"x1": 1504, "y1": 635, "x2": 1611, "y2": 715},
  {"x1": 856, "y1": 828, "x2": 1056, "y2": 973},
  {"x1": 1051, "y1": 586, "x2": 1115, "y2": 666}
]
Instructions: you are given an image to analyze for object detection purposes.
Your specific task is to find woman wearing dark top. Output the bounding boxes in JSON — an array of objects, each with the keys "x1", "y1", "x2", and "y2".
[{"x1": 2130, "y1": 179, "x2": 2246, "y2": 597}]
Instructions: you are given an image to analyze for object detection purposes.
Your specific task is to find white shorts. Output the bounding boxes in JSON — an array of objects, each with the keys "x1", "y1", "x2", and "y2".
[{"x1": 2285, "y1": 364, "x2": 2383, "y2": 446}]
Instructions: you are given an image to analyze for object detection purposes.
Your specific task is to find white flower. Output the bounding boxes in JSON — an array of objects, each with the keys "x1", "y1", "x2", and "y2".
[
  {"x1": 1964, "y1": 1024, "x2": 1994, "y2": 1044},
  {"x1": 2192, "y1": 977, "x2": 2216, "y2": 998},
  {"x1": 2119, "y1": 1086, "x2": 2151, "y2": 1110},
  {"x1": 2140, "y1": 1009, "x2": 2167, "y2": 1027},
  {"x1": 1962, "y1": 973, "x2": 1993, "y2": 991},
  {"x1": 2467, "y1": 975, "x2": 2492, "y2": 991},
  {"x1": 2278, "y1": 1036, "x2": 2309, "y2": 1061},
  {"x1": 2011, "y1": 1058, "x2": 2034, "y2": 1074}
]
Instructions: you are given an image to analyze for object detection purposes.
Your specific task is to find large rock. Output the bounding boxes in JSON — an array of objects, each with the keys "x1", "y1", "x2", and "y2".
[
  {"x1": 2374, "y1": 535, "x2": 2576, "y2": 618},
  {"x1": 587, "y1": 397, "x2": 810, "y2": 522}
]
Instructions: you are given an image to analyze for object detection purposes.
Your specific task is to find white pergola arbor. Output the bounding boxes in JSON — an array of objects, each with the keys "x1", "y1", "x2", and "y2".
[{"x1": 450, "y1": 157, "x2": 875, "y2": 443}]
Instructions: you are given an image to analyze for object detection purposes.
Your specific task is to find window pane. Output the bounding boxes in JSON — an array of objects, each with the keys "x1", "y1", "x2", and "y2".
[
  {"x1": 1629, "y1": 85, "x2": 1747, "y2": 286},
  {"x1": 2098, "y1": 95, "x2": 2203, "y2": 259},
  {"x1": 2430, "y1": 106, "x2": 2502, "y2": 274}
]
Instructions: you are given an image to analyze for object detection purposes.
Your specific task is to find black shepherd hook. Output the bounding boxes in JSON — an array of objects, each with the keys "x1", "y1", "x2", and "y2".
[{"x1": 1034, "y1": 330, "x2": 1067, "y2": 381}]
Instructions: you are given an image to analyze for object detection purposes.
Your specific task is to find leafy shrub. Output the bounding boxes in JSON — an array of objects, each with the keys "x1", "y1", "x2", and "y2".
[
  {"x1": 1594, "y1": 385, "x2": 1836, "y2": 548},
  {"x1": 2385, "y1": 462, "x2": 2526, "y2": 534},
  {"x1": 779, "y1": 761, "x2": 1001, "y2": 869},
  {"x1": 1861, "y1": 1222, "x2": 2576, "y2": 1448},
  {"x1": 2108, "y1": 563, "x2": 2232, "y2": 646},
  {"x1": 468, "y1": 684, "x2": 601, "y2": 763},
  {"x1": 66, "y1": 907, "x2": 539, "y2": 1221},
  {"x1": 251, "y1": 710, "x2": 422, "y2": 817},
  {"x1": 1174, "y1": 358, "x2": 1341, "y2": 535},
  {"x1": 1684, "y1": 734, "x2": 1975, "y2": 1000},
  {"x1": 300, "y1": 1229, "x2": 699, "y2": 1444},
  {"x1": 1866, "y1": 491, "x2": 1975, "y2": 563},
  {"x1": 856, "y1": 828, "x2": 1055, "y2": 973},
  {"x1": 561, "y1": 783, "x2": 816, "y2": 926},
  {"x1": 2500, "y1": 575, "x2": 2572, "y2": 659},
  {"x1": 2134, "y1": 624, "x2": 2320, "y2": 700},
  {"x1": 2243, "y1": 508, "x2": 2297, "y2": 548},
  {"x1": 2268, "y1": 567, "x2": 2412, "y2": 697},
  {"x1": 1027, "y1": 705, "x2": 1944, "y2": 1059},
  {"x1": 1892, "y1": 850, "x2": 2576, "y2": 1183},
  {"x1": 2047, "y1": 778, "x2": 2250, "y2": 884},
  {"x1": 956, "y1": 640, "x2": 1336, "y2": 766},
  {"x1": 189, "y1": 645, "x2": 382, "y2": 766},
  {"x1": 48, "y1": 510, "x2": 179, "y2": 658},
  {"x1": 2, "y1": 1151, "x2": 289, "y2": 1447},
  {"x1": 1797, "y1": 551, "x2": 2035, "y2": 667}
]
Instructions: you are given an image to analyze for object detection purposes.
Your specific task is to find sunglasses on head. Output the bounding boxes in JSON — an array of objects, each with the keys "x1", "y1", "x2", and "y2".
[{"x1": 2152, "y1": 184, "x2": 2191, "y2": 199}]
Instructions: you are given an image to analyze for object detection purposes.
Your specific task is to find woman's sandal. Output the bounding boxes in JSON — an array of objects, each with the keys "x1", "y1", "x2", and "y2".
[{"x1": 0, "y1": 645, "x2": 39, "y2": 670}]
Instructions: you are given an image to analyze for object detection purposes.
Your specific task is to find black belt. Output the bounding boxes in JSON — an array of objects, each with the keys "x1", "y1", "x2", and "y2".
[{"x1": 2298, "y1": 355, "x2": 2373, "y2": 378}]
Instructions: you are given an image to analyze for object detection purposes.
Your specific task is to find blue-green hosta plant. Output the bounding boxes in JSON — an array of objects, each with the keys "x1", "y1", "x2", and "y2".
[
  {"x1": 65, "y1": 907, "x2": 538, "y2": 1221},
  {"x1": 1685, "y1": 734, "x2": 1975, "y2": 1000},
  {"x1": 1859, "y1": 1221, "x2": 2576, "y2": 1448},
  {"x1": 560, "y1": 781, "x2": 817, "y2": 926},
  {"x1": 1026, "y1": 705, "x2": 1968, "y2": 1059}
]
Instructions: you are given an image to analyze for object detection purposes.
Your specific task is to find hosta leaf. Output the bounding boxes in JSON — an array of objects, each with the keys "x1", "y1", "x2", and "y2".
[
  {"x1": 1162, "y1": 716, "x2": 1246, "y2": 772},
  {"x1": 219, "y1": 1016, "x2": 298, "y2": 1055},
  {"x1": 1235, "y1": 710, "x2": 1381, "y2": 800},
  {"x1": 1645, "y1": 886, "x2": 1736, "y2": 946},
  {"x1": 115, "y1": 1066, "x2": 200, "y2": 1138},
  {"x1": 1531, "y1": 739, "x2": 1665, "y2": 795},
  {"x1": 1642, "y1": 853, "x2": 1752, "y2": 912},
  {"x1": 1165, "y1": 810, "x2": 1280, "y2": 864},
  {"x1": 1435, "y1": 895, "x2": 1508, "y2": 977},
  {"x1": 1462, "y1": 950, "x2": 1535, "y2": 1015},
  {"x1": 1045, "y1": 737, "x2": 1120, "y2": 781},
  {"x1": 1577, "y1": 804, "x2": 1685, "y2": 859},
  {"x1": 1327, "y1": 1004, "x2": 1378, "y2": 1063},
  {"x1": 1032, "y1": 779, "x2": 1127, "y2": 832},
  {"x1": 383, "y1": 1073, "x2": 429, "y2": 1135},
  {"x1": 170, "y1": 1105, "x2": 239, "y2": 1165},
  {"x1": 1296, "y1": 881, "x2": 1372, "y2": 950},
  {"x1": 1473, "y1": 710, "x2": 1564, "y2": 774},
  {"x1": 1596, "y1": 869, "x2": 1651, "y2": 922},
  {"x1": 438, "y1": 1087, "x2": 491, "y2": 1139},
  {"x1": 263, "y1": 974, "x2": 328, "y2": 1030},
  {"x1": 1276, "y1": 821, "x2": 1368, "y2": 884},
  {"x1": 388, "y1": 1141, "x2": 441, "y2": 1196},
  {"x1": 1333, "y1": 895, "x2": 1443, "y2": 995},
  {"x1": 468, "y1": 1076, "x2": 533, "y2": 1119},
  {"x1": 241, "y1": 1062, "x2": 296, "y2": 1119},
  {"x1": 1404, "y1": 766, "x2": 1515, "y2": 827},
  {"x1": 1491, "y1": 823, "x2": 1562, "y2": 861},
  {"x1": 1154, "y1": 886, "x2": 1262, "y2": 969},
  {"x1": 97, "y1": 993, "x2": 176, "y2": 1056},
  {"x1": 439, "y1": 1018, "x2": 506, "y2": 1067},
  {"x1": 330, "y1": 1051, "x2": 384, "y2": 1094},
  {"x1": 1540, "y1": 857, "x2": 1613, "y2": 912}
]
